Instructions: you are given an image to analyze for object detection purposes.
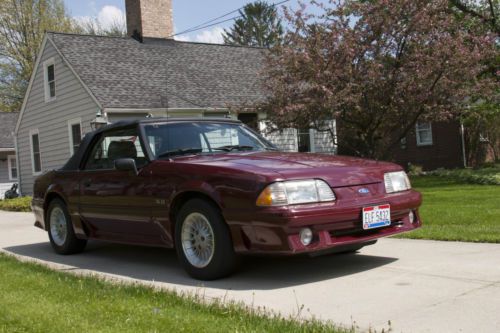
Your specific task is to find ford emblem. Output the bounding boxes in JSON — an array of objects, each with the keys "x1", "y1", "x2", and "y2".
[{"x1": 358, "y1": 188, "x2": 370, "y2": 194}]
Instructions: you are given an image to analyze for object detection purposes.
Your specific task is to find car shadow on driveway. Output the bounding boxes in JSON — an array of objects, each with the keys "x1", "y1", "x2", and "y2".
[{"x1": 4, "y1": 241, "x2": 397, "y2": 290}]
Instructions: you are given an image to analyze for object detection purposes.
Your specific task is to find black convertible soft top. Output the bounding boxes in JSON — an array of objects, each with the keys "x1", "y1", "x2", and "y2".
[{"x1": 60, "y1": 117, "x2": 242, "y2": 171}]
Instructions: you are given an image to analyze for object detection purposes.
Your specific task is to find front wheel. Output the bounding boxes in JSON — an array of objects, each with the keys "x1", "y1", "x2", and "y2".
[
  {"x1": 47, "y1": 199, "x2": 87, "y2": 255},
  {"x1": 175, "y1": 199, "x2": 237, "y2": 280}
]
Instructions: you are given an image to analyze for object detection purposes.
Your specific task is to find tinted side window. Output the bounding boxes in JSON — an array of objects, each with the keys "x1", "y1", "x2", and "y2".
[{"x1": 84, "y1": 128, "x2": 147, "y2": 170}]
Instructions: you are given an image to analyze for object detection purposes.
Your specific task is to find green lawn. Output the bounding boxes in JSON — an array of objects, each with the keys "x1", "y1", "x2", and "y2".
[
  {"x1": 0, "y1": 253, "x2": 347, "y2": 333},
  {"x1": 0, "y1": 196, "x2": 31, "y2": 212},
  {"x1": 397, "y1": 176, "x2": 500, "y2": 243}
]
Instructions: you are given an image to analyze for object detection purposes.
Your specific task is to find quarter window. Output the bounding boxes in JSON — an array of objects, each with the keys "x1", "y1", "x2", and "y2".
[
  {"x1": 84, "y1": 128, "x2": 146, "y2": 170},
  {"x1": 416, "y1": 122, "x2": 433, "y2": 146},
  {"x1": 30, "y1": 130, "x2": 42, "y2": 174}
]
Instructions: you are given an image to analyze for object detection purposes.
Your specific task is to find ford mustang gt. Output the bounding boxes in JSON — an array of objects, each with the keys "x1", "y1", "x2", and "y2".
[{"x1": 32, "y1": 118, "x2": 422, "y2": 280}]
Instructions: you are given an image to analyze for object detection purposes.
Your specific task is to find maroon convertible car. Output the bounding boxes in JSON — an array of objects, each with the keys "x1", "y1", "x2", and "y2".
[{"x1": 33, "y1": 118, "x2": 422, "y2": 280}]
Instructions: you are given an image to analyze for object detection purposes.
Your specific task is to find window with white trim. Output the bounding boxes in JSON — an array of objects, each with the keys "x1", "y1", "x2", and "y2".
[
  {"x1": 7, "y1": 155, "x2": 17, "y2": 180},
  {"x1": 297, "y1": 128, "x2": 314, "y2": 152},
  {"x1": 68, "y1": 118, "x2": 82, "y2": 155},
  {"x1": 30, "y1": 129, "x2": 42, "y2": 175},
  {"x1": 416, "y1": 122, "x2": 433, "y2": 146},
  {"x1": 43, "y1": 58, "x2": 56, "y2": 101}
]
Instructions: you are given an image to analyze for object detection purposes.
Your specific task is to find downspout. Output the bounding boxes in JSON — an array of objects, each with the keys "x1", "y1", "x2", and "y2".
[
  {"x1": 12, "y1": 131, "x2": 21, "y2": 196},
  {"x1": 460, "y1": 123, "x2": 467, "y2": 168}
]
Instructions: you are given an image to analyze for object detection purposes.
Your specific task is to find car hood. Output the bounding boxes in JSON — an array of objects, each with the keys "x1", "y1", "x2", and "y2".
[{"x1": 175, "y1": 152, "x2": 402, "y2": 187}]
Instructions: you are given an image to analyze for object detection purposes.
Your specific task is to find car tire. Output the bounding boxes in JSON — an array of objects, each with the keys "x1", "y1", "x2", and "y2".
[
  {"x1": 175, "y1": 198, "x2": 237, "y2": 280},
  {"x1": 47, "y1": 198, "x2": 87, "y2": 255}
]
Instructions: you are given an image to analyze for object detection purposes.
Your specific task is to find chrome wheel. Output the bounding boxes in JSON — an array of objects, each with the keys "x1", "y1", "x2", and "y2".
[
  {"x1": 181, "y1": 212, "x2": 215, "y2": 268},
  {"x1": 49, "y1": 207, "x2": 67, "y2": 246}
]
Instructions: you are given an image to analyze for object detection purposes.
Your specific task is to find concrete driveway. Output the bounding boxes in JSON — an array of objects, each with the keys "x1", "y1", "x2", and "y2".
[{"x1": 1, "y1": 211, "x2": 499, "y2": 333}]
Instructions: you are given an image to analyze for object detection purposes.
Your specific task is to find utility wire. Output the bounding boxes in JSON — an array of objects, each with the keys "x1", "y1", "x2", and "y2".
[{"x1": 169, "y1": 0, "x2": 291, "y2": 38}]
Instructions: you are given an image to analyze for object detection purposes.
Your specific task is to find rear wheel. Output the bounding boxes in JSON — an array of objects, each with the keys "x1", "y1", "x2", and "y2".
[
  {"x1": 175, "y1": 199, "x2": 237, "y2": 280},
  {"x1": 47, "y1": 199, "x2": 87, "y2": 255}
]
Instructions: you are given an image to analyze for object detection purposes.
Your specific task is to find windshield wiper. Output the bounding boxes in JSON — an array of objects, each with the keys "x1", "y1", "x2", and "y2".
[
  {"x1": 157, "y1": 148, "x2": 203, "y2": 158},
  {"x1": 213, "y1": 145, "x2": 255, "y2": 152}
]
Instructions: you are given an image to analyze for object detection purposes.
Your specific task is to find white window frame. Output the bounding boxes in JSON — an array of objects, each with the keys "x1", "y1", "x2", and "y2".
[
  {"x1": 43, "y1": 58, "x2": 56, "y2": 102},
  {"x1": 416, "y1": 122, "x2": 433, "y2": 146},
  {"x1": 67, "y1": 117, "x2": 82, "y2": 156},
  {"x1": 29, "y1": 129, "x2": 42, "y2": 176},
  {"x1": 7, "y1": 155, "x2": 17, "y2": 181}
]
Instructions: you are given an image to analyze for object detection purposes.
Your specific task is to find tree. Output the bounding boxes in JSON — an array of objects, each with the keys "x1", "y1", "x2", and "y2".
[
  {"x1": 451, "y1": 0, "x2": 500, "y2": 166},
  {"x1": 75, "y1": 17, "x2": 127, "y2": 37},
  {"x1": 262, "y1": 0, "x2": 497, "y2": 159},
  {"x1": 450, "y1": 0, "x2": 499, "y2": 35},
  {"x1": 0, "y1": 0, "x2": 76, "y2": 112},
  {"x1": 223, "y1": 1, "x2": 284, "y2": 47}
]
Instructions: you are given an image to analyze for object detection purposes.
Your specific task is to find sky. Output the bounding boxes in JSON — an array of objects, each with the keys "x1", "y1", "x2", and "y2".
[{"x1": 63, "y1": 0, "x2": 302, "y2": 44}]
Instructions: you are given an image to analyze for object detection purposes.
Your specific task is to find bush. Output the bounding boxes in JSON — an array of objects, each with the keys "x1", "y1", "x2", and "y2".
[
  {"x1": 0, "y1": 196, "x2": 32, "y2": 212},
  {"x1": 408, "y1": 163, "x2": 425, "y2": 176},
  {"x1": 426, "y1": 167, "x2": 500, "y2": 185}
]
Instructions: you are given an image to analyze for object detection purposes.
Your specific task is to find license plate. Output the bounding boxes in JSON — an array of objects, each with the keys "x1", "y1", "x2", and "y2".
[{"x1": 362, "y1": 204, "x2": 391, "y2": 230}]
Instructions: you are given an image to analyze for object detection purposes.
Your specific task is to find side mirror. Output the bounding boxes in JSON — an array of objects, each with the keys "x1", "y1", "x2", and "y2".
[{"x1": 114, "y1": 158, "x2": 138, "y2": 175}]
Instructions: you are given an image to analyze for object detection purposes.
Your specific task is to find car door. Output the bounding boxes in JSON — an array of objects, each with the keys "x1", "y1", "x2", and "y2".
[{"x1": 78, "y1": 126, "x2": 161, "y2": 244}]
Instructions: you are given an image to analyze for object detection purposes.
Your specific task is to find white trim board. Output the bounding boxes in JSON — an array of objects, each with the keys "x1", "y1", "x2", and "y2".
[{"x1": 15, "y1": 35, "x2": 48, "y2": 135}]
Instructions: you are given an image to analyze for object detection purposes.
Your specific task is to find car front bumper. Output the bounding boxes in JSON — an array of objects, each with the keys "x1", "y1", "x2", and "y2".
[{"x1": 226, "y1": 189, "x2": 422, "y2": 255}]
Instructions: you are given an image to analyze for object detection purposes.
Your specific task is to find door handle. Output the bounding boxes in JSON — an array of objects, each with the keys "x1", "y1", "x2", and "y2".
[{"x1": 83, "y1": 179, "x2": 92, "y2": 187}]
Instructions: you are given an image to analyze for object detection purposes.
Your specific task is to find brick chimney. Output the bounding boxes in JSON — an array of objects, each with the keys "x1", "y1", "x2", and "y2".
[{"x1": 125, "y1": 0, "x2": 174, "y2": 40}]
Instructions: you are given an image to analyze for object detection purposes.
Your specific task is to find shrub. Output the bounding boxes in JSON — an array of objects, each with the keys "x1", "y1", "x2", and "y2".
[
  {"x1": 0, "y1": 196, "x2": 32, "y2": 212},
  {"x1": 426, "y1": 168, "x2": 500, "y2": 185}
]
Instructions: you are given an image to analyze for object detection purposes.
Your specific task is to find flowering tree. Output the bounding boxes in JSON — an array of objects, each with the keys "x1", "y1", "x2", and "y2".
[{"x1": 263, "y1": 0, "x2": 497, "y2": 159}]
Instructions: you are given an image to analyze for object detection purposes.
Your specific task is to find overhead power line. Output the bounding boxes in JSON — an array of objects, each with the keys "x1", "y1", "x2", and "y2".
[{"x1": 169, "y1": 0, "x2": 291, "y2": 39}]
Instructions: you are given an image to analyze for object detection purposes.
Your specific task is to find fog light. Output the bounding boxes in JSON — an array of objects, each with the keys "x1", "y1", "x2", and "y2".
[
  {"x1": 409, "y1": 211, "x2": 415, "y2": 224},
  {"x1": 299, "y1": 228, "x2": 313, "y2": 246}
]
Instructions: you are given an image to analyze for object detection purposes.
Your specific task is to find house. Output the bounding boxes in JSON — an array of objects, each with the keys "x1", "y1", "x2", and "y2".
[
  {"x1": 392, "y1": 120, "x2": 466, "y2": 170},
  {"x1": 14, "y1": 0, "x2": 336, "y2": 195},
  {"x1": 0, "y1": 112, "x2": 18, "y2": 198}
]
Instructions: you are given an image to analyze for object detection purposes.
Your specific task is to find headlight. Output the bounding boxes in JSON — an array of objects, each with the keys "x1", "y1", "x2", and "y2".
[
  {"x1": 256, "y1": 179, "x2": 336, "y2": 206},
  {"x1": 384, "y1": 171, "x2": 411, "y2": 193}
]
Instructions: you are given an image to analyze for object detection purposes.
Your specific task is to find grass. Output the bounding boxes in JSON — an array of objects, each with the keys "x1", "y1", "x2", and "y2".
[
  {"x1": 0, "y1": 253, "x2": 347, "y2": 333},
  {"x1": 0, "y1": 196, "x2": 31, "y2": 212},
  {"x1": 425, "y1": 165, "x2": 500, "y2": 185},
  {"x1": 397, "y1": 176, "x2": 500, "y2": 243}
]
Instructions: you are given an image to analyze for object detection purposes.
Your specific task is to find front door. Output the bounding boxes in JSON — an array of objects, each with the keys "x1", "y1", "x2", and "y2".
[{"x1": 78, "y1": 126, "x2": 160, "y2": 244}]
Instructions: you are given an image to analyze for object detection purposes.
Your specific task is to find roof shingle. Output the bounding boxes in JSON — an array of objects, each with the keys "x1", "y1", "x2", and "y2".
[{"x1": 49, "y1": 33, "x2": 268, "y2": 110}]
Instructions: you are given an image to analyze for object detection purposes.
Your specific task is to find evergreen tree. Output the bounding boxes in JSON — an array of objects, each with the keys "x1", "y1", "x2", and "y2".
[{"x1": 223, "y1": 1, "x2": 283, "y2": 48}]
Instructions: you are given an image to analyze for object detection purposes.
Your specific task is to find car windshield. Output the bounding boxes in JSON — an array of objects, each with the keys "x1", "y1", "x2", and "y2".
[{"x1": 143, "y1": 122, "x2": 277, "y2": 159}]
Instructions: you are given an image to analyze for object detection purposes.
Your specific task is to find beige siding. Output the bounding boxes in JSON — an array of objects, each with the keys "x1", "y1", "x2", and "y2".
[
  {"x1": 313, "y1": 120, "x2": 337, "y2": 154},
  {"x1": 259, "y1": 121, "x2": 298, "y2": 152},
  {"x1": 16, "y1": 40, "x2": 99, "y2": 195},
  {"x1": 259, "y1": 120, "x2": 338, "y2": 153}
]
